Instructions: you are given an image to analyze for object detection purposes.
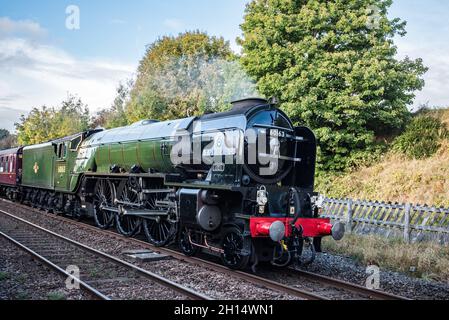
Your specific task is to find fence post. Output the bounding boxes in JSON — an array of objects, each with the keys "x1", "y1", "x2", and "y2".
[
  {"x1": 347, "y1": 199, "x2": 353, "y2": 234},
  {"x1": 404, "y1": 203, "x2": 411, "y2": 243}
]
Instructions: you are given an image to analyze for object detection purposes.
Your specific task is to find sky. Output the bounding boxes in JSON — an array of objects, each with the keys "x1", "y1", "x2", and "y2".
[{"x1": 0, "y1": 0, "x2": 448, "y2": 132}]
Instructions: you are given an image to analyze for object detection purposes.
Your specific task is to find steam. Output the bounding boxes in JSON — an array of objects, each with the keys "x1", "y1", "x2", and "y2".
[{"x1": 143, "y1": 55, "x2": 261, "y2": 115}]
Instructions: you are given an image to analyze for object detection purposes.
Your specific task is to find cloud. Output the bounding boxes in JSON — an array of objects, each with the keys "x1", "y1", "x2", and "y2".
[
  {"x1": 395, "y1": 38, "x2": 449, "y2": 109},
  {"x1": 0, "y1": 17, "x2": 47, "y2": 39},
  {"x1": 163, "y1": 18, "x2": 184, "y2": 30},
  {"x1": 0, "y1": 106, "x2": 26, "y2": 132},
  {"x1": 0, "y1": 18, "x2": 136, "y2": 132}
]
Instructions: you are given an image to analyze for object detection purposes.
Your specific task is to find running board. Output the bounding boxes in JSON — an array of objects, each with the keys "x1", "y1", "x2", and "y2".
[
  {"x1": 123, "y1": 209, "x2": 169, "y2": 217},
  {"x1": 100, "y1": 205, "x2": 169, "y2": 217}
]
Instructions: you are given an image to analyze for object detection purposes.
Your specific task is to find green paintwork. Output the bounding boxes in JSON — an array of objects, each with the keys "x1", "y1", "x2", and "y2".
[
  {"x1": 55, "y1": 141, "x2": 78, "y2": 192},
  {"x1": 75, "y1": 118, "x2": 199, "y2": 177},
  {"x1": 22, "y1": 143, "x2": 55, "y2": 189},
  {"x1": 22, "y1": 135, "x2": 84, "y2": 193},
  {"x1": 122, "y1": 142, "x2": 138, "y2": 170},
  {"x1": 72, "y1": 143, "x2": 97, "y2": 190},
  {"x1": 22, "y1": 112, "x2": 249, "y2": 194},
  {"x1": 80, "y1": 138, "x2": 179, "y2": 175}
]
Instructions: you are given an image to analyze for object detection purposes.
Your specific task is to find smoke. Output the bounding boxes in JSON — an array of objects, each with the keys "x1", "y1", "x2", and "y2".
[{"x1": 146, "y1": 55, "x2": 261, "y2": 114}]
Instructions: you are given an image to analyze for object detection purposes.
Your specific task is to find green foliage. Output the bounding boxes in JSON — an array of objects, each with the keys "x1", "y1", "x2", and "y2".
[
  {"x1": 0, "y1": 134, "x2": 17, "y2": 150},
  {"x1": 238, "y1": 0, "x2": 427, "y2": 171},
  {"x1": 393, "y1": 115, "x2": 448, "y2": 159},
  {"x1": 126, "y1": 31, "x2": 258, "y2": 123},
  {"x1": 15, "y1": 95, "x2": 90, "y2": 145},
  {"x1": 0, "y1": 129, "x2": 9, "y2": 140},
  {"x1": 47, "y1": 291, "x2": 66, "y2": 300},
  {"x1": 314, "y1": 108, "x2": 449, "y2": 207},
  {"x1": 0, "y1": 129, "x2": 17, "y2": 150}
]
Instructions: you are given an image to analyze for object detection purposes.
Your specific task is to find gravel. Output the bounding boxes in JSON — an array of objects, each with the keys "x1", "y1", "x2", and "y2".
[
  {"x1": 0, "y1": 200, "x2": 298, "y2": 300},
  {"x1": 2, "y1": 199, "x2": 448, "y2": 300},
  {"x1": 297, "y1": 252, "x2": 449, "y2": 300},
  {"x1": 0, "y1": 236, "x2": 91, "y2": 300},
  {"x1": 0, "y1": 214, "x2": 187, "y2": 300}
]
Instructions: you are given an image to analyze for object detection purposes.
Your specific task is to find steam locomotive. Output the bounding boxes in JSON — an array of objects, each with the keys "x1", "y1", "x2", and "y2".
[{"x1": 0, "y1": 98, "x2": 344, "y2": 270}]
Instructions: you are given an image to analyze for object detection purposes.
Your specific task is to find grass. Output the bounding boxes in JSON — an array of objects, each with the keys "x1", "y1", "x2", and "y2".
[
  {"x1": 317, "y1": 145, "x2": 449, "y2": 207},
  {"x1": 323, "y1": 234, "x2": 449, "y2": 282},
  {"x1": 316, "y1": 108, "x2": 449, "y2": 207},
  {"x1": 89, "y1": 269, "x2": 100, "y2": 278},
  {"x1": 47, "y1": 291, "x2": 66, "y2": 300}
]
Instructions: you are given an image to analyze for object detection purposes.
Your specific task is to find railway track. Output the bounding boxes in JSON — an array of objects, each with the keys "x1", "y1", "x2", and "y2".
[
  {"x1": 289, "y1": 268, "x2": 409, "y2": 300},
  {"x1": 0, "y1": 199, "x2": 409, "y2": 300},
  {"x1": 0, "y1": 209, "x2": 210, "y2": 300}
]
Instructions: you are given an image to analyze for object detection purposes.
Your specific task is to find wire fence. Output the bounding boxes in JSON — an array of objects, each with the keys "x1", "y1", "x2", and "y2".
[{"x1": 321, "y1": 198, "x2": 449, "y2": 245}]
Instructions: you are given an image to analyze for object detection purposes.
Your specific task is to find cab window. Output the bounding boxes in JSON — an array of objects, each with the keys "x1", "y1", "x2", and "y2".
[
  {"x1": 70, "y1": 136, "x2": 82, "y2": 151},
  {"x1": 57, "y1": 143, "x2": 67, "y2": 159}
]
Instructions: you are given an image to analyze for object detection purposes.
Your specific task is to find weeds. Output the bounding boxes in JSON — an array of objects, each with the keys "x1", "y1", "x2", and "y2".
[
  {"x1": 323, "y1": 234, "x2": 449, "y2": 282},
  {"x1": 47, "y1": 291, "x2": 66, "y2": 300}
]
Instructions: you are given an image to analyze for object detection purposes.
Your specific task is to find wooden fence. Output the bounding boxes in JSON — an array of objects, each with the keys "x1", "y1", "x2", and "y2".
[{"x1": 322, "y1": 198, "x2": 449, "y2": 244}]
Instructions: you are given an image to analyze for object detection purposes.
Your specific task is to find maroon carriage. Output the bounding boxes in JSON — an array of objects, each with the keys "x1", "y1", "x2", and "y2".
[{"x1": 0, "y1": 147, "x2": 23, "y2": 199}]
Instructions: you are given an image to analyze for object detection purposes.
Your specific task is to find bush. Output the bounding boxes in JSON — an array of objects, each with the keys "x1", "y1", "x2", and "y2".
[
  {"x1": 239, "y1": 0, "x2": 427, "y2": 172},
  {"x1": 393, "y1": 115, "x2": 448, "y2": 159}
]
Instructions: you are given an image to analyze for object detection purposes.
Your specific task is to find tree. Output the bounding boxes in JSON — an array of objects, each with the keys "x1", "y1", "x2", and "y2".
[
  {"x1": 238, "y1": 0, "x2": 427, "y2": 171},
  {"x1": 15, "y1": 94, "x2": 90, "y2": 145},
  {"x1": 93, "y1": 80, "x2": 133, "y2": 129},
  {"x1": 0, "y1": 129, "x2": 9, "y2": 140},
  {"x1": 15, "y1": 106, "x2": 54, "y2": 145},
  {"x1": 52, "y1": 95, "x2": 90, "y2": 138},
  {"x1": 126, "y1": 31, "x2": 258, "y2": 122},
  {"x1": 0, "y1": 129, "x2": 17, "y2": 150}
]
